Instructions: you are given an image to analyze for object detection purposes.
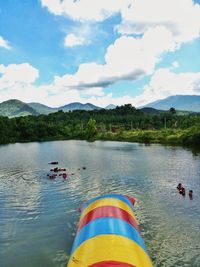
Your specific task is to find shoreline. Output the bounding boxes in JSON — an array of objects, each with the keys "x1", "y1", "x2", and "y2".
[{"x1": 0, "y1": 128, "x2": 199, "y2": 150}]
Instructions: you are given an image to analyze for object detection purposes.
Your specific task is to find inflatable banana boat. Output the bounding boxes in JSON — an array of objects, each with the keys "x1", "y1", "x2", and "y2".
[{"x1": 67, "y1": 194, "x2": 153, "y2": 267}]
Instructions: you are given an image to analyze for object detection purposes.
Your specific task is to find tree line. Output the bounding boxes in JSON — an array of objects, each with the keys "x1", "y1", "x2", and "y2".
[{"x1": 0, "y1": 105, "x2": 199, "y2": 145}]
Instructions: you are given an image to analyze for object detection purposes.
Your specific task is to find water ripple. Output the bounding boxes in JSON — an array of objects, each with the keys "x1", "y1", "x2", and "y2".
[{"x1": 0, "y1": 141, "x2": 200, "y2": 267}]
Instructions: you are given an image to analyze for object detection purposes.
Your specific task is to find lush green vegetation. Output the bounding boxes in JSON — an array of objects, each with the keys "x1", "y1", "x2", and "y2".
[{"x1": 0, "y1": 105, "x2": 199, "y2": 146}]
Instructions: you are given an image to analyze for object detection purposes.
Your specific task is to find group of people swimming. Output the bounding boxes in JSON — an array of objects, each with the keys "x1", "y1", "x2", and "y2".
[
  {"x1": 47, "y1": 171, "x2": 68, "y2": 180},
  {"x1": 47, "y1": 161, "x2": 68, "y2": 180},
  {"x1": 177, "y1": 183, "x2": 193, "y2": 199},
  {"x1": 47, "y1": 161, "x2": 87, "y2": 180}
]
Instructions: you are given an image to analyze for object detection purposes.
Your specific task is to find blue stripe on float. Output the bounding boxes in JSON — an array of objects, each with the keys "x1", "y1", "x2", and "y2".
[
  {"x1": 71, "y1": 217, "x2": 146, "y2": 255},
  {"x1": 82, "y1": 194, "x2": 134, "y2": 212}
]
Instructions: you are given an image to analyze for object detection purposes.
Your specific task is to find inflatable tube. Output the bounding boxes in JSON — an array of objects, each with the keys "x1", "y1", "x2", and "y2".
[{"x1": 67, "y1": 194, "x2": 153, "y2": 267}]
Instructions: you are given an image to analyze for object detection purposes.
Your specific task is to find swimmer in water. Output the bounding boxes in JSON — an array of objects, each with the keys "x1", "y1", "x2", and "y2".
[
  {"x1": 177, "y1": 183, "x2": 182, "y2": 190},
  {"x1": 189, "y1": 190, "x2": 193, "y2": 199}
]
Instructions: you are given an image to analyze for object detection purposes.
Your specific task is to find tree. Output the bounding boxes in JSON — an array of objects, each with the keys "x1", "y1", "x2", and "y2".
[
  {"x1": 86, "y1": 118, "x2": 97, "y2": 140},
  {"x1": 169, "y1": 107, "x2": 176, "y2": 115}
]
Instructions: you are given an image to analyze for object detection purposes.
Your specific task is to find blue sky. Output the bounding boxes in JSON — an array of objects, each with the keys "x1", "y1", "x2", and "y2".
[{"x1": 0, "y1": 0, "x2": 200, "y2": 107}]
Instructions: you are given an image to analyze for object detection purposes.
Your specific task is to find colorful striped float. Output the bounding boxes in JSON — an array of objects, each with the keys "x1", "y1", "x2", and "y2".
[{"x1": 67, "y1": 194, "x2": 153, "y2": 267}]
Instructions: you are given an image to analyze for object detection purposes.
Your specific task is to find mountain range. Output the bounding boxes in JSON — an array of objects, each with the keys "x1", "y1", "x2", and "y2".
[
  {"x1": 28, "y1": 102, "x2": 102, "y2": 115},
  {"x1": 0, "y1": 95, "x2": 199, "y2": 117},
  {"x1": 0, "y1": 99, "x2": 113, "y2": 117},
  {"x1": 144, "y1": 95, "x2": 200, "y2": 112}
]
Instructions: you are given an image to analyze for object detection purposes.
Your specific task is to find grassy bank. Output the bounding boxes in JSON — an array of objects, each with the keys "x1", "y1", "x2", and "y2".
[
  {"x1": 0, "y1": 127, "x2": 199, "y2": 148},
  {"x1": 96, "y1": 126, "x2": 200, "y2": 146}
]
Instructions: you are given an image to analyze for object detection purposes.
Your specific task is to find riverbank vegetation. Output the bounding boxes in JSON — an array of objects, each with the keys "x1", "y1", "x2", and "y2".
[{"x1": 0, "y1": 105, "x2": 199, "y2": 146}]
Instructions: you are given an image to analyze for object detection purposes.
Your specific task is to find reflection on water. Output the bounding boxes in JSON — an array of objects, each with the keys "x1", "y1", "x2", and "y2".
[{"x1": 0, "y1": 141, "x2": 200, "y2": 267}]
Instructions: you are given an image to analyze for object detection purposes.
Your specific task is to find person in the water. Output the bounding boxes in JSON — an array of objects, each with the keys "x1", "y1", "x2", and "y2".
[
  {"x1": 179, "y1": 187, "x2": 185, "y2": 196},
  {"x1": 189, "y1": 190, "x2": 193, "y2": 199},
  {"x1": 182, "y1": 187, "x2": 185, "y2": 196},
  {"x1": 177, "y1": 183, "x2": 182, "y2": 190}
]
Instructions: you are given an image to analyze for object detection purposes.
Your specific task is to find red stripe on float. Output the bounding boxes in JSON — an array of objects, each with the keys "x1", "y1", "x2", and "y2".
[
  {"x1": 125, "y1": 195, "x2": 135, "y2": 206},
  {"x1": 77, "y1": 206, "x2": 140, "y2": 233},
  {"x1": 89, "y1": 261, "x2": 136, "y2": 267}
]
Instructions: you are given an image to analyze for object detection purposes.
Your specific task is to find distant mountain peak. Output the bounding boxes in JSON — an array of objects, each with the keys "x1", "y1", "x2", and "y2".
[
  {"x1": 59, "y1": 102, "x2": 101, "y2": 111},
  {"x1": 105, "y1": 104, "x2": 116, "y2": 109},
  {"x1": 0, "y1": 99, "x2": 39, "y2": 117},
  {"x1": 2, "y1": 99, "x2": 24, "y2": 104},
  {"x1": 143, "y1": 95, "x2": 200, "y2": 112}
]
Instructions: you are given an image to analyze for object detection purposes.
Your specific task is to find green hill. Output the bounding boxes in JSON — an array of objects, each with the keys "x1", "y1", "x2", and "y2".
[
  {"x1": 0, "y1": 99, "x2": 39, "y2": 117},
  {"x1": 59, "y1": 102, "x2": 101, "y2": 111},
  {"x1": 140, "y1": 107, "x2": 164, "y2": 115},
  {"x1": 28, "y1": 102, "x2": 58, "y2": 115}
]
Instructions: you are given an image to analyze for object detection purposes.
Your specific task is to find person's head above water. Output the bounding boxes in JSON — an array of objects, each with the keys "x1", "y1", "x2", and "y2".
[{"x1": 177, "y1": 183, "x2": 182, "y2": 189}]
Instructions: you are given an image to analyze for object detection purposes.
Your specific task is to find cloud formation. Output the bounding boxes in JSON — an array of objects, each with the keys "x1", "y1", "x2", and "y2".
[
  {"x1": 117, "y1": 0, "x2": 200, "y2": 45},
  {"x1": 40, "y1": 0, "x2": 200, "y2": 93},
  {"x1": 0, "y1": 63, "x2": 42, "y2": 104},
  {"x1": 0, "y1": 62, "x2": 199, "y2": 108},
  {"x1": 135, "y1": 68, "x2": 200, "y2": 106},
  {"x1": 0, "y1": 36, "x2": 11, "y2": 50},
  {"x1": 64, "y1": 33, "x2": 87, "y2": 47},
  {"x1": 0, "y1": 63, "x2": 39, "y2": 87},
  {"x1": 53, "y1": 26, "x2": 176, "y2": 90},
  {"x1": 41, "y1": 0, "x2": 131, "y2": 21},
  {"x1": 41, "y1": 0, "x2": 200, "y2": 47},
  {"x1": 0, "y1": 63, "x2": 83, "y2": 107}
]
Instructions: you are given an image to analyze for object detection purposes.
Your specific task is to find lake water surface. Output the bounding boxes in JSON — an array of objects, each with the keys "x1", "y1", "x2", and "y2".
[{"x1": 0, "y1": 141, "x2": 200, "y2": 267}]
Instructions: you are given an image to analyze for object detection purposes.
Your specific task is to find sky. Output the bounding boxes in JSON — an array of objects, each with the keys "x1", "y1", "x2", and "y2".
[{"x1": 0, "y1": 0, "x2": 200, "y2": 108}]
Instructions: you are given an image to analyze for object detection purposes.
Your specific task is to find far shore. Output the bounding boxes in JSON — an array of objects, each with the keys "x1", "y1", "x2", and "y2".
[{"x1": 0, "y1": 128, "x2": 199, "y2": 149}]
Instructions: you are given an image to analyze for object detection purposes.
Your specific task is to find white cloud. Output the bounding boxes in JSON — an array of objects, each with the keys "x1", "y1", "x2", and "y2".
[
  {"x1": 38, "y1": 86, "x2": 82, "y2": 107},
  {"x1": 135, "y1": 68, "x2": 200, "y2": 106},
  {"x1": 0, "y1": 36, "x2": 11, "y2": 50},
  {"x1": 64, "y1": 33, "x2": 87, "y2": 47},
  {"x1": 40, "y1": 0, "x2": 63, "y2": 16},
  {"x1": 83, "y1": 87, "x2": 105, "y2": 97},
  {"x1": 0, "y1": 63, "x2": 41, "y2": 104},
  {"x1": 41, "y1": 0, "x2": 131, "y2": 21},
  {"x1": 64, "y1": 24, "x2": 94, "y2": 47},
  {"x1": 117, "y1": 0, "x2": 200, "y2": 45},
  {"x1": 83, "y1": 93, "x2": 135, "y2": 108},
  {"x1": 171, "y1": 61, "x2": 179, "y2": 69},
  {"x1": 0, "y1": 63, "x2": 39, "y2": 90}
]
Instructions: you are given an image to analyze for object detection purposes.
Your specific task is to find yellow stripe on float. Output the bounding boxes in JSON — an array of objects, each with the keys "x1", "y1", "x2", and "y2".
[
  {"x1": 80, "y1": 198, "x2": 138, "y2": 224},
  {"x1": 67, "y1": 234, "x2": 153, "y2": 267}
]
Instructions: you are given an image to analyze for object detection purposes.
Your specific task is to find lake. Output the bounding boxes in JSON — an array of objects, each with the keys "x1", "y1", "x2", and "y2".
[{"x1": 0, "y1": 140, "x2": 200, "y2": 267}]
